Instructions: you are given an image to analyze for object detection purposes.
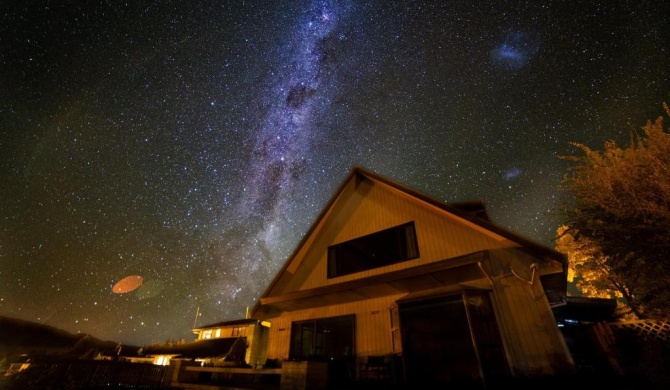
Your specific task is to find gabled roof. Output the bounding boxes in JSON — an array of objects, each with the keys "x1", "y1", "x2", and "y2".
[
  {"x1": 193, "y1": 318, "x2": 260, "y2": 332},
  {"x1": 251, "y1": 166, "x2": 567, "y2": 315},
  {"x1": 345, "y1": 166, "x2": 565, "y2": 263}
]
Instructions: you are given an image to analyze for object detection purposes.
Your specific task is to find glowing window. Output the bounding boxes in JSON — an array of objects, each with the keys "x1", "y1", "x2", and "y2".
[
  {"x1": 155, "y1": 356, "x2": 169, "y2": 366},
  {"x1": 232, "y1": 326, "x2": 247, "y2": 337}
]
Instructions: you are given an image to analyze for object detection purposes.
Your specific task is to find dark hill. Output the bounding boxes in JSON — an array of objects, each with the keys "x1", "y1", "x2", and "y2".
[{"x1": 0, "y1": 315, "x2": 139, "y2": 361}]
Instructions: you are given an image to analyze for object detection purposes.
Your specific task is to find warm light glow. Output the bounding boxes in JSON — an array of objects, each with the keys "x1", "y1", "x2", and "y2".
[
  {"x1": 154, "y1": 355, "x2": 170, "y2": 366},
  {"x1": 112, "y1": 275, "x2": 144, "y2": 294}
]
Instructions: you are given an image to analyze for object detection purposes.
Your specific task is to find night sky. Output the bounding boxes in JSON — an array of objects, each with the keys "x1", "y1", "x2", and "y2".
[{"x1": 1, "y1": 1, "x2": 668, "y2": 346}]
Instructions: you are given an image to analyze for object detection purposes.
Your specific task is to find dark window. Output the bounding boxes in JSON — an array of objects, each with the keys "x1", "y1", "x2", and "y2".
[
  {"x1": 399, "y1": 291, "x2": 509, "y2": 384},
  {"x1": 399, "y1": 294, "x2": 480, "y2": 383},
  {"x1": 289, "y1": 315, "x2": 355, "y2": 361},
  {"x1": 464, "y1": 291, "x2": 509, "y2": 379},
  {"x1": 327, "y1": 222, "x2": 419, "y2": 278}
]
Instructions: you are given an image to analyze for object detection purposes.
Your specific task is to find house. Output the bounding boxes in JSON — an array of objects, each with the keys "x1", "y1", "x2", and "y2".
[
  {"x1": 136, "y1": 319, "x2": 270, "y2": 368},
  {"x1": 141, "y1": 337, "x2": 248, "y2": 367},
  {"x1": 250, "y1": 166, "x2": 575, "y2": 387},
  {"x1": 192, "y1": 318, "x2": 271, "y2": 367},
  {"x1": 89, "y1": 320, "x2": 277, "y2": 390}
]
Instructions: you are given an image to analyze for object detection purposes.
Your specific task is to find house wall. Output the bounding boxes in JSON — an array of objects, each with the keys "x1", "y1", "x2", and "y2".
[
  {"x1": 246, "y1": 323, "x2": 270, "y2": 367},
  {"x1": 264, "y1": 295, "x2": 403, "y2": 361},
  {"x1": 486, "y1": 249, "x2": 575, "y2": 376},
  {"x1": 264, "y1": 250, "x2": 574, "y2": 377},
  {"x1": 279, "y1": 178, "x2": 517, "y2": 295}
]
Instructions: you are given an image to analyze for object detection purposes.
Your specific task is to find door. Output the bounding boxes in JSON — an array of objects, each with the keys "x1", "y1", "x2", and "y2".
[{"x1": 399, "y1": 291, "x2": 508, "y2": 385}]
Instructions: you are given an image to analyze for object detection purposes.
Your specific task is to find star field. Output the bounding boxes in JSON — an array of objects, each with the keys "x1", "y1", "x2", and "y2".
[{"x1": 1, "y1": 1, "x2": 668, "y2": 346}]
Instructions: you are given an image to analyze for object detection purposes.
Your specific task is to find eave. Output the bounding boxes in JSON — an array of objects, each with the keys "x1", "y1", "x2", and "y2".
[
  {"x1": 193, "y1": 318, "x2": 260, "y2": 332},
  {"x1": 257, "y1": 251, "x2": 493, "y2": 315}
]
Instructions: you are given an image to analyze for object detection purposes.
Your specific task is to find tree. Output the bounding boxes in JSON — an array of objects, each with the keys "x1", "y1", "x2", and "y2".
[
  {"x1": 558, "y1": 103, "x2": 670, "y2": 320},
  {"x1": 555, "y1": 225, "x2": 639, "y2": 318}
]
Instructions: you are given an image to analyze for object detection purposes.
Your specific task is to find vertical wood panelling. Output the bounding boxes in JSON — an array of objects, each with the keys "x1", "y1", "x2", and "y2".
[
  {"x1": 492, "y1": 266, "x2": 573, "y2": 376},
  {"x1": 264, "y1": 295, "x2": 402, "y2": 360},
  {"x1": 293, "y1": 182, "x2": 515, "y2": 291}
]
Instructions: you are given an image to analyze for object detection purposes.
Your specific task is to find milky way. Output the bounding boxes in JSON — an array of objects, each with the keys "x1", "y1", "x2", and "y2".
[
  {"x1": 210, "y1": 1, "x2": 351, "y2": 312},
  {"x1": 1, "y1": 0, "x2": 668, "y2": 345},
  {"x1": 238, "y1": 2, "x2": 343, "y2": 236}
]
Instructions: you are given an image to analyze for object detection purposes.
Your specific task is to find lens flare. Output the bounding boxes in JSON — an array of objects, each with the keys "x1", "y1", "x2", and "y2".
[{"x1": 112, "y1": 275, "x2": 144, "y2": 294}]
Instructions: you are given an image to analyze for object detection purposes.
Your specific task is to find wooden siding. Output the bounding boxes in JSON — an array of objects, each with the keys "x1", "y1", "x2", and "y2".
[
  {"x1": 486, "y1": 249, "x2": 574, "y2": 376},
  {"x1": 264, "y1": 295, "x2": 403, "y2": 361},
  {"x1": 280, "y1": 177, "x2": 516, "y2": 294},
  {"x1": 262, "y1": 249, "x2": 574, "y2": 376},
  {"x1": 246, "y1": 323, "x2": 270, "y2": 367}
]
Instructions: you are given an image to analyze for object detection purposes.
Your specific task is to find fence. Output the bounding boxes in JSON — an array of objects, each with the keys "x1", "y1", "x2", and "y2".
[{"x1": 4, "y1": 358, "x2": 170, "y2": 389}]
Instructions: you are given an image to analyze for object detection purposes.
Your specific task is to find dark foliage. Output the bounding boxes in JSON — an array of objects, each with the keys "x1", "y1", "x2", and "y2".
[{"x1": 560, "y1": 104, "x2": 670, "y2": 319}]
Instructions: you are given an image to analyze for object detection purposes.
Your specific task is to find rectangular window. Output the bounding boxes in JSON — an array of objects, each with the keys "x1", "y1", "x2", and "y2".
[
  {"x1": 289, "y1": 315, "x2": 355, "y2": 361},
  {"x1": 328, "y1": 222, "x2": 419, "y2": 278},
  {"x1": 202, "y1": 330, "x2": 212, "y2": 339},
  {"x1": 215, "y1": 329, "x2": 221, "y2": 338}
]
